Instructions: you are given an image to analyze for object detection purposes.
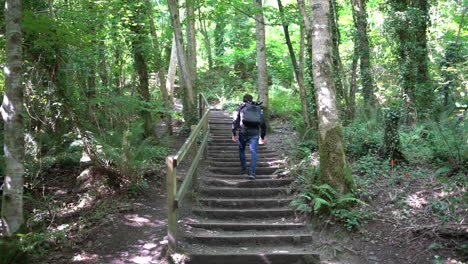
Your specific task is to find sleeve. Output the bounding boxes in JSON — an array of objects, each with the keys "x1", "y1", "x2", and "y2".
[
  {"x1": 232, "y1": 105, "x2": 242, "y2": 136},
  {"x1": 260, "y1": 110, "x2": 266, "y2": 139}
]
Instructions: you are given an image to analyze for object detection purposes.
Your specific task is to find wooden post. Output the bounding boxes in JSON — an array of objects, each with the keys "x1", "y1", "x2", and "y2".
[
  {"x1": 199, "y1": 94, "x2": 203, "y2": 119},
  {"x1": 191, "y1": 125, "x2": 198, "y2": 187},
  {"x1": 166, "y1": 156, "x2": 177, "y2": 251}
]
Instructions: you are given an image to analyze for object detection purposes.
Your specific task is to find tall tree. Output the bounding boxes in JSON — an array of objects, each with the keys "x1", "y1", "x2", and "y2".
[
  {"x1": 310, "y1": 0, "x2": 354, "y2": 193},
  {"x1": 186, "y1": 0, "x2": 197, "y2": 88},
  {"x1": 253, "y1": 0, "x2": 269, "y2": 116},
  {"x1": 388, "y1": 0, "x2": 432, "y2": 114},
  {"x1": 129, "y1": 2, "x2": 153, "y2": 138},
  {"x1": 329, "y1": 0, "x2": 346, "y2": 102},
  {"x1": 146, "y1": 0, "x2": 173, "y2": 135},
  {"x1": 351, "y1": 0, "x2": 376, "y2": 105},
  {"x1": 1, "y1": 0, "x2": 25, "y2": 236},
  {"x1": 277, "y1": 0, "x2": 311, "y2": 128},
  {"x1": 167, "y1": 0, "x2": 197, "y2": 126}
]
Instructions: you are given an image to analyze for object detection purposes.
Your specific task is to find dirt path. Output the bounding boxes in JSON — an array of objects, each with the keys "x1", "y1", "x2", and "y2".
[{"x1": 38, "y1": 185, "x2": 169, "y2": 264}]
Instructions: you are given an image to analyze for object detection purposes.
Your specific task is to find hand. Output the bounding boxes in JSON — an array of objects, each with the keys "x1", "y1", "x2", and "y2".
[
  {"x1": 232, "y1": 136, "x2": 238, "y2": 143},
  {"x1": 259, "y1": 138, "x2": 265, "y2": 145}
]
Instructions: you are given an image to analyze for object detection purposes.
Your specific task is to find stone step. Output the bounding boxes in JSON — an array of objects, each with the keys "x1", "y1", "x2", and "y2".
[
  {"x1": 209, "y1": 161, "x2": 284, "y2": 168},
  {"x1": 199, "y1": 187, "x2": 289, "y2": 198},
  {"x1": 204, "y1": 174, "x2": 284, "y2": 180},
  {"x1": 209, "y1": 147, "x2": 275, "y2": 152},
  {"x1": 187, "y1": 221, "x2": 305, "y2": 231},
  {"x1": 186, "y1": 230, "x2": 313, "y2": 245},
  {"x1": 209, "y1": 167, "x2": 280, "y2": 175},
  {"x1": 197, "y1": 198, "x2": 294, "y2": 208},
  {"x1": 192, "y1": 208, "x2": 295, "y2": 219},
  {"x1": 208, "y1": 145, "x2": 269, "y2": 152},
  {"x1": 202, "y1": 178, "x2": 292, "y2": 188},
  {"x1": 210, "y1": 157, "x2": 280, "y2": 162},
  {"x1": 208, "y1": 153, "x2": 278, "y2": 160},
  {"x1": 182, "y1": 250, "x2": 320, "y2": 264}
]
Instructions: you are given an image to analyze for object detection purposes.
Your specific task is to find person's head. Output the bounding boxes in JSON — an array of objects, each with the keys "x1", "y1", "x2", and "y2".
[{"x1": 243, "y1": 94, "x2": 253, "y2": 103}]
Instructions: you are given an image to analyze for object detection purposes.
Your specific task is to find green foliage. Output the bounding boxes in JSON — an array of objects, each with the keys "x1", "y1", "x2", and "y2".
[
  {"x1": 353, "y1": 154, "x2": 390, "y2": 177},
  {"x1": 290, "y1": 162, "x2": 369, "y2": 230},
  {"x1": 95, "y1": 121, "x2": 170, "y2": 186},
  {"x1": 331, "y1": 208, "x2": 375, "y2": 231},
  {"x1": 343, "y1": 108, "x2": 384, "y2": 158},
  {"x1": 0, "y1": 238, "x2": 28, "y2": 264},
  {"x1": 269, "y1": 86, "x2": 302, "y2": 119}
]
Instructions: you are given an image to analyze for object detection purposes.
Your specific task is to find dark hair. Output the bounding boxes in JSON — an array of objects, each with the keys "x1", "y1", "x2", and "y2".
[{"x1": 243, "y1": 94, "x2": 253, "y2": 103}]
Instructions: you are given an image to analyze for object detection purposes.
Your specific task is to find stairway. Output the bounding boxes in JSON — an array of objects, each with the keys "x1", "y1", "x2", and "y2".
[{"x1": 179, "y1": 110, "x2": 319, "y2": 264}]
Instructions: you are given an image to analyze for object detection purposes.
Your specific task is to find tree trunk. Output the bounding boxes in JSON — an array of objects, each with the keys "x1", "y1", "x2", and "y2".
[
  {"x1": 389, "y1": 0, "x2": 432, "y2": 114},
  {"x1": 186, "y1": 0, "x2": 197, "y2": 88},
  {"x1": 329, "y1": 0, "x2": 345, "y2": 102},
  {"x1": 129, "y1": 11, "x2": 153, "y2": 138},
  {"x1": 351, "y1": 0, "x2": 376, "y2": 105},
  {"x1": 146, "y1": 0, "x2": 173, "y2": 135},
  {"x1": 347, "y1": 38, "x2": 359, "y2": 123},
  {"x1": 214, "y1": 9, "x2": 226, "y2": 69},
  {"x1": 277, "y1": 0, "x2": 310, "y2": 128},
  {"x1": 1, "y1": 0, "x2": 25, "y2": 236},
  {"x1": 254, "y1": 0, "x2": 269, "y2": 117},
  {"x1": 199, "y1": 10, "x2": 213, "y2": 70},
  {"x1": 166, "y1": 37, "x2": 178, "y2": 100},
  {"x1": 297, "y1": 0, "x2": 317, "y2": 122},
  {"x1": 310, "y1": 0, "x2": 354, "y2": 194},
  {"x1": 167, "y1": 0, "x2": 197, "y2": 126}
]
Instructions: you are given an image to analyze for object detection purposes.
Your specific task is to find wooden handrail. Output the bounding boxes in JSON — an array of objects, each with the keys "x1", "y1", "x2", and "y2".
[{"x1": 166, "y1": 93, "x2": 210, "y2": 251}]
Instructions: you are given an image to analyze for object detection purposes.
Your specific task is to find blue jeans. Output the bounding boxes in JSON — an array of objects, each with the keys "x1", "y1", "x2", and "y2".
[{"x1": 238, "y1": 128, "x2": 259, "y2": 176}]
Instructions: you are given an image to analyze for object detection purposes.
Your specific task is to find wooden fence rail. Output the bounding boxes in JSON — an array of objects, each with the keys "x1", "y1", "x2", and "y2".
[{"x1": 166, "y1": 94, "x2": 210, "y2": 251}]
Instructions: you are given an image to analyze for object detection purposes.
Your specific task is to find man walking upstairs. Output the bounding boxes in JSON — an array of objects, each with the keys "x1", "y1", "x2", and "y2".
[{"x1": 231, "y1": 94, "x2": 266, "y2": 179}]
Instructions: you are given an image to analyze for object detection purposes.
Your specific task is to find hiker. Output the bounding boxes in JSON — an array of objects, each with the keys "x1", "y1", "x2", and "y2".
[{"x1": 231, "y1": 94, "x2": 266, "y2": 179}]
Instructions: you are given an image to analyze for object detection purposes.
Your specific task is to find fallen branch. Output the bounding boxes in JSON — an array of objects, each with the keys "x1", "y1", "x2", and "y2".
[{"x1": 403, "y1": 224, "x2": 468, "y2": 239}]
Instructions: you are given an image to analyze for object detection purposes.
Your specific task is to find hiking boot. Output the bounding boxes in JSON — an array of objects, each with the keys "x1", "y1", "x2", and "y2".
[{"x1": 240, "y1": 170, "x2": 249, "y2": 177}]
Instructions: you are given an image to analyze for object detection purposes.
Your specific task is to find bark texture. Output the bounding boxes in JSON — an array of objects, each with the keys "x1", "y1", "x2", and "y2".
[
  {"x1": 310, "y1": 0, "x2": 354, "y2": 194},
  {"x1": 166, "y1": 37, "x2": 178, "y2": 100},
  {"x1": 130, "y1": 11, "x2": 153, "y2": 138},
  {"x1": 168, "y1": 0, "x2": 197, "y2": 126},
  {"x1": 1, "y1": 0, "x2": 25, "y2": 236},
  {"x1": 389, "y1": 0, "x2": 432, "y2": 113},
  {"x1": 351, "y1": 0, "x2": 376, "y2": 105},
  {"x1": 254, "y1": 0, "x2": 269, "y2": 114}
]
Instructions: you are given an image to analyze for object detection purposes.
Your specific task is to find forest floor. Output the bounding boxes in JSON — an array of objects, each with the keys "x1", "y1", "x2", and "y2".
[{"x1": 31, "y1": 116, "x2": 466, "y2": 264}]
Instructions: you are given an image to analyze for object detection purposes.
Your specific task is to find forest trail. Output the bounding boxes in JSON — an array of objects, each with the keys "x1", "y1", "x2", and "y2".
[{"x1": 176, "y1": 110, "x2": 320, "y2": 264}]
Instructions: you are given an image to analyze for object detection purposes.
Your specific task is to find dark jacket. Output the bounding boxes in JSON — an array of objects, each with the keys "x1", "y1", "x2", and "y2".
[{"x1": 232, "y1": 103, "x2": 266, "y2": 139}]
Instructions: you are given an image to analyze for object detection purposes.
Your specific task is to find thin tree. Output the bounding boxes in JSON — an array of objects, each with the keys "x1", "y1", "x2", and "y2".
[
  {"x1": 253, "y1": 0, "x2": 269, "y2": 116},
  {"x1": 277, "y1": 0, "x2": 311, "y2": 128},
  {"x1": 1, "y1": 0, "x2": 25, "y2": 236},
  {"x1": 310, "y1": 0, "x2": 354, "y2": 193}
]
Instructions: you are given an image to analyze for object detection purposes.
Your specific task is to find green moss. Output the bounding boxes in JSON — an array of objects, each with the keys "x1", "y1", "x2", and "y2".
[{"x1": 318, "y1": 125, "x2": 355, "y2": 194}]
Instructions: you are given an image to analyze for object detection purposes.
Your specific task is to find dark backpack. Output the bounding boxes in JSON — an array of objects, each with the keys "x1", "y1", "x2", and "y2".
[{"x1": 240, "y1": 103, "x2": 262, "y2": 127}]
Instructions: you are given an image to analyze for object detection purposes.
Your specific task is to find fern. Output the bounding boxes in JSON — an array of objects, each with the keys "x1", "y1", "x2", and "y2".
[{"x1": 313, "y1": 197, "x2": 331, "y2": 213}]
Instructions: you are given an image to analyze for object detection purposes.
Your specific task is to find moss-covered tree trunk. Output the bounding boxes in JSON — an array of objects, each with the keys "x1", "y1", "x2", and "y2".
[
  {"x1": 351, "y1": 0, "x2": 376, "y2": 106},
  {"x1": 310, "y1": 0, "x2": 354, "y2": 194},
  {"x1": 1, "y1": 0, "x2": 25, "y2": 236},
  {"x1": 388, "y1": 0, "x2": 432, "y2": 114},
  {"x1": 130, "y1": 10, "x2": 153, "y2": 138}
]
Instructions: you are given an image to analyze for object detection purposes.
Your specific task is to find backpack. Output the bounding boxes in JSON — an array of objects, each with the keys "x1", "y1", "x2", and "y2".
[{"x1": 240, "y1": 102, "x2": 262, "y2": 127}]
